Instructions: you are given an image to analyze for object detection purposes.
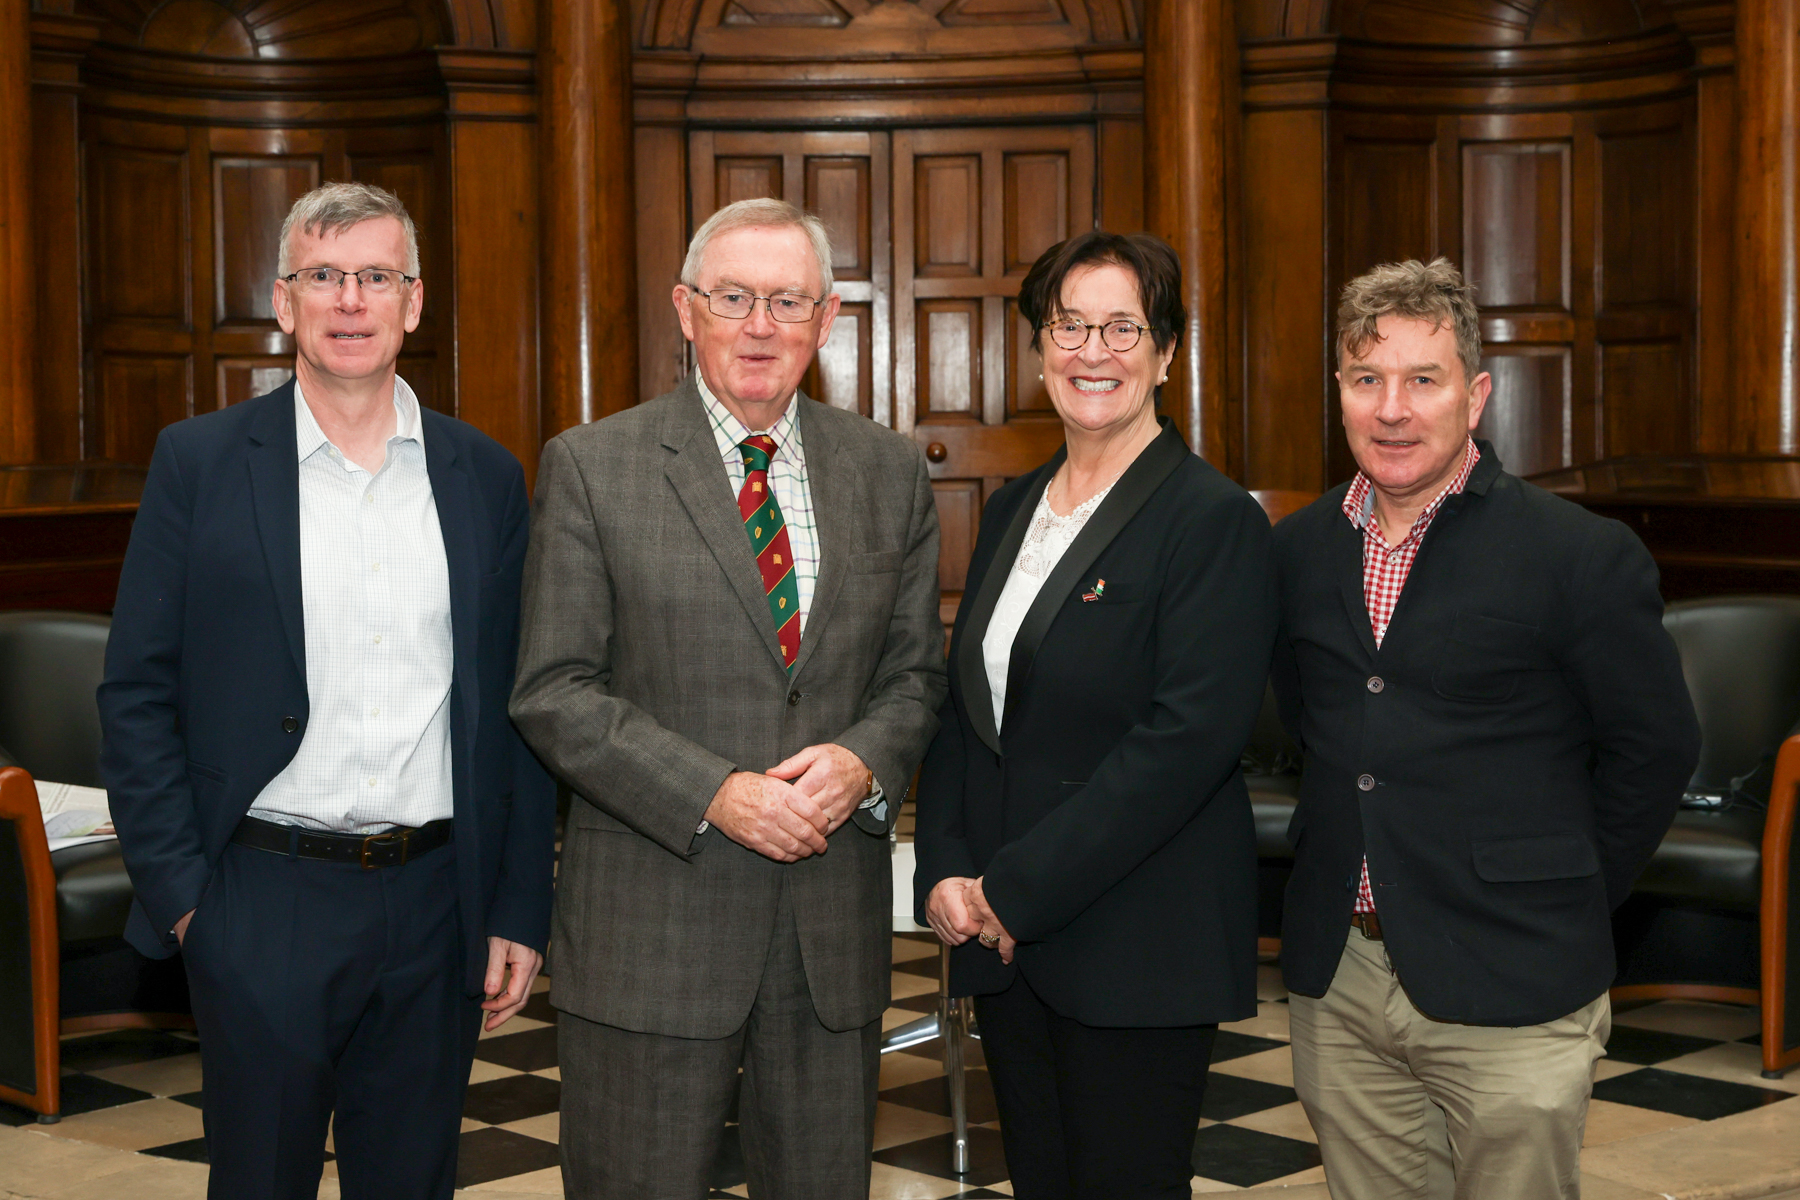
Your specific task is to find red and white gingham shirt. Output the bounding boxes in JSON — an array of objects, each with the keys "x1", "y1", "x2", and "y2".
[{"x1": 1341, "y1": 437, "x2": 1481, "y2": 913}]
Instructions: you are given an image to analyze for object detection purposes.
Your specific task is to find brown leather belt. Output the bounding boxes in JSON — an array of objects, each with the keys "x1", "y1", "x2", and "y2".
[
  {"x1": 1351, "y1": 911, "x2": 1384, "y2": 940},
  {"x1": 232, "y1": 814, "x2": 453, "y2": 869}
]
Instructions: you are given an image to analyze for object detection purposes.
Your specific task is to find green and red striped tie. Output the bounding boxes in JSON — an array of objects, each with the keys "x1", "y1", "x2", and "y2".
[{"x1": 737, "y1": 435, "x2": 801, "y2": 671}]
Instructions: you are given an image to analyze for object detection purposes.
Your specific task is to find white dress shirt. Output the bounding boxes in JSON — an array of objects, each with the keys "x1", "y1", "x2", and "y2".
[
  {"x1": 982, "y1": 481, "x2": 1115, "y2": 731},
  {"x1": 247, "y1": 377, "x2": 455, "y2": 834}
]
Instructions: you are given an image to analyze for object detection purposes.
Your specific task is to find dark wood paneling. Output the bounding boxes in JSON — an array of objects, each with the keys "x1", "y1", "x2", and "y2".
[
  {"x1": 914, "y1": 155, "x2": 983, "y2": 278},
  {"x1": 1340, "y1": 137, "x2": 1436, "y2": 278},
  {"x1": 1603, "y1": 341, "x2": 1691, "y2": 456},
  {"x1": 90, "y1": 145, "x2": 190, "y2": 323},
  {"x1": 636, "y1": 123, "x2": 689, "y2": 405},
  {"x1": 931, "y1": 478, "x2": 981, "y2": 596},
  {"x1": 716, "y1": 156, "x2": 782, "y2": 206},
  {"x1": 1478, "y1": 347, "x2": 1569, "y2": 475},
  {"x1": 1002, "y1": 151, "x2": 1070, "y2": 273},
  {"x1": 215, "y1": 359, "x2": 292, "y2": 409},
  {"x1": 30, "y1": 82, "x2": 83, "y2": 465},
  {"x1": 918, "y1": 299, "x2": 982, "y2": 420},
  {"x1": 1599, "y1": 128, "x2": 1688, "y2": 310},
  {"x1": 98, "y1": 355, "x2": 189, "y2": 463},
  {"x1": 802, "y1": 301, "x2": 872, "y2": 418},
  {"x1": 213, "y1": 157, "x2": 319, "y2": 323},
  {"x1": 1463, "y1": 141, "x2": 1567, "y2": 310},
  {"x1": 805, "y1": 156, "x2": 871, "y2": 282},
  {"x1": 1007, "y1": 302, "x2": 1055, "y2": 418}
]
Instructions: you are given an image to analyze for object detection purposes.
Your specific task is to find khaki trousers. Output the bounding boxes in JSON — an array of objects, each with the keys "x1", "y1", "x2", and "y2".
[{"x1": 1289, "y1": 926, "x2": 1610, "y2": 1200}]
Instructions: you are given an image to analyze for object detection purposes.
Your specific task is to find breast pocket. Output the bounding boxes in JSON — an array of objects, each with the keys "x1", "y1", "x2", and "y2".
[{"x1": 1432, "y1": 611, "x2": 1538, "y2": 704}]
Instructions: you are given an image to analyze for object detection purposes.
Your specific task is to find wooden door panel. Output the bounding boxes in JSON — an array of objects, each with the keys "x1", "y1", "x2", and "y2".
[
  {"x1": 914, "y1": 156, "x2": 983, "y2": 277},
  {"x1": 214, "y1": 157, "x2": 320, "y2": 324}
]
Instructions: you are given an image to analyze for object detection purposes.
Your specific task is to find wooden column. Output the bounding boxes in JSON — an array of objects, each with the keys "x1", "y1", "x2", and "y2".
[
  {"x1": 1731, "y1": 0, "x2": 1800, "y2": 452},
  {"x1": 1143, "y1": 0, "x2": 1237, "y2": 469},
  {"x1": 540, "y1": 0, "x2": 638, "y2": 436},
  {"x1": 0, "y1": 0, "x2": 36, "y2": 463}
]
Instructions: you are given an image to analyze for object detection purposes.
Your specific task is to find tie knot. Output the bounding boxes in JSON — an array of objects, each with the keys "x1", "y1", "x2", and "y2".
[{"x1": 739, "y1": 435, "x2": 777, "y2": 470}]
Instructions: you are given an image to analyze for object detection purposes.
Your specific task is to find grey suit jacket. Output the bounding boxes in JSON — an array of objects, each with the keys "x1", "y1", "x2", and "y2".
[{"x1": 510, "y1": 376, "x2": 947, "y2": 1036}]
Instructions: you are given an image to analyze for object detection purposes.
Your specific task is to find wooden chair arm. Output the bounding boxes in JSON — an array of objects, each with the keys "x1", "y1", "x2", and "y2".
[
  {"x1": 1761, "y1": 731, "x2": 1800, "y2": 1077},
  {"x1": 0, "y1": 766, "x2": 61, "y2": 1117}
]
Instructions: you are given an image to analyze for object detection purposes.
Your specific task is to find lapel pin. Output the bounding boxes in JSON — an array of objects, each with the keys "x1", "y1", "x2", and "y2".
[
  {"x1": 1095, "y1": 579, "x2": 1106, "y2": 596},
  {"x1": 1081, "y1": 592, "x2": 1097, "y2": 602}
]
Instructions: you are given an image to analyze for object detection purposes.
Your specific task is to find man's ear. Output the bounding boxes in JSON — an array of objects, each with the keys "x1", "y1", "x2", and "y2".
[
  {"x1": 273, "y1": 278, "x2": 295, "y2": 335},
  {"x1": 1466, "y1": 370, "x2": 1493, "y2": 431},
  {"x1": 814, "y1": 294, "x2": 843, "y2": 350},
  {"x1": 673, "y1": 284, "x2": 698, "y2": 343}
]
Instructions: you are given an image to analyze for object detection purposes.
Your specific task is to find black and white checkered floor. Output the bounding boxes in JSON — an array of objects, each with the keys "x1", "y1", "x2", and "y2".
[{"x1": 6, "y1": 935, "x2": 1800, "y2": 1198}]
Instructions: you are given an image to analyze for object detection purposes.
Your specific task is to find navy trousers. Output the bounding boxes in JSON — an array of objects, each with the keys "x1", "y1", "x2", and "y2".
[{"x1": 180, "y1": 836, "x2": 481, "y2": 1200}]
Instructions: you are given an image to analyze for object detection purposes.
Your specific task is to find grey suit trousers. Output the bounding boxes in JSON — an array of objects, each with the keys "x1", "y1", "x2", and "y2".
[{"x1": 557, "y1": 875, "x2": 882, "y2": 1200}]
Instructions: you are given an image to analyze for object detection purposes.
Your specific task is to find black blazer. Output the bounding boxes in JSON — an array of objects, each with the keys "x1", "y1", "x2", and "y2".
[
  {"x1": 1270, "y1": 442, "x2": 1700, "y2": 1026},
  {"x1": 97, "y1": 383, "x2": 556, "y2": 993},
  {"x1": 913, "y1": 421, "x2": 1276, "y2": 1028}
]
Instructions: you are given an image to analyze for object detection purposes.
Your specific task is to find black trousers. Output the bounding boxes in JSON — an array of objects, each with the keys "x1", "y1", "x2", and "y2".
[
  {"x1": 180, "y1": 837, "x2": 481, "y2": 1200},
  {"x1": 973, "y1": 973, "x2": 1217, "y2": 1200}
]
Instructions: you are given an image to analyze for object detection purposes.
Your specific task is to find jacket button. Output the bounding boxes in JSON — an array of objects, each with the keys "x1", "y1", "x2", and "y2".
[
  {"x1": 787, "y1": 690, "x2": 801, "y2": 707},
  {"x1": 1367, "y1": 676, "x2": 1384, "y2": 693},
  {"x1": 1357, "y1": 773, "x2": 1375, "y2": 792},
  {"x1": 281, "y1": 716, "x2": 299, "y2": 734}
]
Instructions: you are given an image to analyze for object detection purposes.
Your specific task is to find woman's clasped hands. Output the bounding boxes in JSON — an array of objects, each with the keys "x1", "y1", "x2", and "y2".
[{"x1": 925, "y1": 876, "x2": 1016, "y2": 963}]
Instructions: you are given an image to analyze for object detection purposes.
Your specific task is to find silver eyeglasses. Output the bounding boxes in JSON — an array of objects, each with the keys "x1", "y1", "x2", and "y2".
[
  {"x1": 692, "y1": 288, "x2": 822, "y2": 323},
  {"x1": 281, "y1": 267, "x2": 416, "y2": 295},
  {"x1": 1042, "y1": 318, "x2": 1150, "y2": 353}
]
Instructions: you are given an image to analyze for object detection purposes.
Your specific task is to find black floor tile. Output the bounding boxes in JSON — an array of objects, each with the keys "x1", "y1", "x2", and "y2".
[
  {"x1": 54, "y1": 1073, "x2": 156, "y2": 1116},
  {"x1": 520, "y1": 991, "x2": 558, "y2": 1024},
  {"x1": 872, "y1": 1126, "x2": 1010, "y2": 1186},
  {"x1": 472, "y1": 1025, "x2": 559, "y2": 1072},
  {"x1": 1604, "y1": 1025, "x2": 1722, "y2": 1065},
  {"x1": 1590, "y1": 1067, "x2": 1795, "y2": 1121},
  {"x1": 1743, "y1": 1032, "x2": 1763, "y2": 1046},
  {"x1": 1201, "y1": 1071, "x2": 1296, "y2": 1121},
  {"x1": 880, "y1": 1069, "x2": 998, "y2": 1123},
  {"x1": 454, "y1": 1125, "x2": 562, "y2": 1187},
  {"x1": 890, "y1": 993, "x2": 941, "y2": 1014},
  {"x1": 1190, "y1": 1122, "x2": 1322, "y2": 1187},
  {"x1": 895, "y1": 1036, "x2": 986, "y2": 1068},
  {"x1": 58, "y1": 1030, "x2": 197, "y2": 1072},
  {"x1": 954, "y1": 1190, "x2": 1012, "y2": 1198},
  {"x1": 709, "y1": 1123, "x2": 746, "y2": 1189},
  {"x1": 893, "y1": 957, "x2": 942, "y2": 979},
  {"x1": 141, "y1": 1136, "x2": 211, "y2": 1163},
  {"x1": 1211, "y1": 1029, "x2": 1288, "y2": 1062},
  {"x1": 0, "y1": 1100, "x2": 43, "y2": 1126},
  {"x1": 170, "y1": 1089, "x2": 203, "y2": 1109},
  {"x1": 463, "y1": 1073, "x2": 562, "y2": 1125}
]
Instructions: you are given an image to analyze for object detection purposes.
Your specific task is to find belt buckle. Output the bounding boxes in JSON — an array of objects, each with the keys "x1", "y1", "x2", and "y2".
[{"x1": 359, "y1": 830, "x2": 410, "y2": 870}]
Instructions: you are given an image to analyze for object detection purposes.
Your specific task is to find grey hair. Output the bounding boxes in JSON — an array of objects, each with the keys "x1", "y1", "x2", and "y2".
[
  {"x1": 681, "y1": 198, "x2": 835, "y2": 297},
  {"x1": 1337, "y1": 256, "x2": 1482, "y2": 382},
  {"x1": 277, "y1": 182, "x2": 420, "y2": 278}
]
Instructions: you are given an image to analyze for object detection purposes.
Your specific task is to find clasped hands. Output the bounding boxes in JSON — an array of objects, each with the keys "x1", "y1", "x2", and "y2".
[
  {"x1": 704, "y1": 743, "x2": 869, "y2": 863},
  {"x1": 926, "y1": 876, "x2": 1016, "y2": 964}
]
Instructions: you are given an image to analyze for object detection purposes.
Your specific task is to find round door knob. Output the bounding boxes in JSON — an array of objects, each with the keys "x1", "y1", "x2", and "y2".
[{"x1": 926, "y1": 442, "x2": 947, "y2": 463}]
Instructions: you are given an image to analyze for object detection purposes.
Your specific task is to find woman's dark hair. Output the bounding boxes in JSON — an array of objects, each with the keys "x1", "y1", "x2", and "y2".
[{"x1": 1016, "y1": 231, "x2": 1186, "y2": 355}]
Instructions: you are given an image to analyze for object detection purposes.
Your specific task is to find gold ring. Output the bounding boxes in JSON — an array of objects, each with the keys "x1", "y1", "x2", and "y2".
[{"x1": 979, "y1": 932, "x2": 1000, "y2": 946}]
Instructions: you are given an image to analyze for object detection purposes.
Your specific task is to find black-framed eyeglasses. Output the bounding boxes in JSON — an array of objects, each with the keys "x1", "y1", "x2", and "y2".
[
  {"x1": 692, "y1": 288, "x2": 823, "y2": 323},
  {"x1": 1042, "y1": 318, "x2": 1150, "y2": 354},
  {"x1": 281, "y1": 267, "x2": 416, "y2": 295}
]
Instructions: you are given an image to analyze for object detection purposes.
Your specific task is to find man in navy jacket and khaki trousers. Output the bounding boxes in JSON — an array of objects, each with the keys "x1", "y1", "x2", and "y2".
[
  {"x1": 98, "y1": 182, "x2": 554, "y2": 1200},
  {"x1": 1271, "y1": 258, "x2": 1699, "y2": 1199}
]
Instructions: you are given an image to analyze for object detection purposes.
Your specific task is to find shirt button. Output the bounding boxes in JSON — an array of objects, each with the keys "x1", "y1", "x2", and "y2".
[
  {"x1": 368, "y1": 778, "x2": 377, "y2": 787},
  {"x1": 363, "y1": 493, "x2": 374, "y2": 505},
  {"x1": 1357, "y1": 774, "x2": 1376, "y2": 792},
  {"x1": 373, "y1": 635, "x2": 382, "y2": 644},
  {"x1": 372, "y1": 562, "x2": 381, "y2": 572},
  {"x1": 370, "y1": 707, "x2": 380, "y2": 717},
  {"x1": 1367, "y1": 676, "x2": 1384, "y2": 694}
]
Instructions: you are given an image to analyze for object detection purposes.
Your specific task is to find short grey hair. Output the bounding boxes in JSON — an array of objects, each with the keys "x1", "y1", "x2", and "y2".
[
  {"x1": 277, "y1": 182, "x2": 420, "y2": 278},
  {"x1": 681, "y1": 198, "x2": 835, "y2": 297},
  {"x1": 1337, "y1": 256, "x2": 1482, "y2": 383}
]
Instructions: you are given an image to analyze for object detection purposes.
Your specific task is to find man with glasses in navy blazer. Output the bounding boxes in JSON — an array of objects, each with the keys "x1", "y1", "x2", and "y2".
[{"x1": 98, "y1": 182, "x2": 554, "y2": 1200}]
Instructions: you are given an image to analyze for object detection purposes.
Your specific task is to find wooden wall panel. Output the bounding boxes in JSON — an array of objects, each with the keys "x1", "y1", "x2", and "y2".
[
  {"x1": 807, "y1": 157, "x2": 870, "y2": 281},
  {"x1": 803, "y1": 302, "x2": 872, "y2": 417},
  {"x1": 1603, "y1": 341, "x2": 1690, "y2": 455},
  {"x1": 636, "y1": 123, "x2": 689, "y2": 405},
  {"x1": 215, "y1": 359, "x2": 293, "y2": 408},
  {"x1": 1598, "y1": 128, "x2": 1688, "y2": 310},
  {"x1": 914, "y1": 156, "x2": 983, "y2": 277},
  {"x1": 1463, "y1": 142, "x2": 1567, "y2": 310},
  {"x1": 1339, "y1": 137, "x2": 1436, "y2": 280},
  {"x1": 716, "y1": 156, "x2": 782, "y2": 206},
  {"x1": 931, "y1": 478, "x2": 981, "y2": 596},
  {"x1": 90, "y1": 146, "x2": 190, "y2": 324},
  {"x1": 31, "y1": 78, "x2": 83, "y2": 465},
  {"x1": 1007, "y1": 303, "x2": 1054, "y2": 417},
  {"x1": 213, "y1": 158, "x2": 319, "y2": 323},
  {"x1": 919, "y1": 301, "x2": 982, "y2": 419},
  {"x1": 1003, "y1": 151, "x2": 1070, "y2": 272},
  {"x1": 1478, "y1": 348, "x2": 1569, "y2": 476},
  {"x1": 98, "y1": 357, "x2": 189, "y2": 463}
]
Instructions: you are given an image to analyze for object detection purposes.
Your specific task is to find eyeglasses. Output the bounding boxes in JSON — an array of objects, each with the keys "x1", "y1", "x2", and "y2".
[
  {"x1": 1042, "y1": 318, "x2": 1150, "y2": 354},
  {"x1": 692, "y1": 288, "x2": 822, "y2": 323},
  {"x1": 281, "y1": 267, "x2": 416, "y2": 295}
]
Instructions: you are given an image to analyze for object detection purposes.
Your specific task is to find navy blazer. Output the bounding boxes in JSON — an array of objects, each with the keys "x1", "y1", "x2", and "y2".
[
  {"x1": 1271, "y1": 442, "x2": 1700, "y2": 1026},
  {"x1": 98, "y1": 382, "x2": 555, "y2": 993},
  {"x1": 913, "y1": 421, "x2": 1277, "y2": 1028}
]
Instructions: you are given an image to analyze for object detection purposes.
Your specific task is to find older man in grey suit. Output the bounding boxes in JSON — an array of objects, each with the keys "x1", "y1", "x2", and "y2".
[{"x1": 511, "y1": 197, "x2": 947, "y2": 1199}]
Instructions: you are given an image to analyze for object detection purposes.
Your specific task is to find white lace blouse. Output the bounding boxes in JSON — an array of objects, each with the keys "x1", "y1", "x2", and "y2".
[{"x1": 981, "y1": 480, "x2": 1116, "y2": 732}]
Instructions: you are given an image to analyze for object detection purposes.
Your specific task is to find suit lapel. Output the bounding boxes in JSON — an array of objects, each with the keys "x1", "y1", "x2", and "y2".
[
  {"x1": 791, "y1": 396, "x2": 847, "y2": 680},
  {"x1": 244, "y1": 386, "x2": 306, "y2": 682},
  {"x1": 1003, "y1": 420, "x2": 1188, "y2": 732},
  {"x1": 424, "y1": 418, "x2": 482, "y2": 757},
  {"x1": 661, "y1": 378, "x2": 789, "y2": 671},
  {"x1": 954, "y1": 452, "x2": 1061, "y2": 756},
  {"x1": 1335, "y1": 518, "x2": 1379, "y2": 659}
]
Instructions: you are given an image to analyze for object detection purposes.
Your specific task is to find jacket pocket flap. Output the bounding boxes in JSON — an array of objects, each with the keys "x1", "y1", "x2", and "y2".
[
  {"x1": 1471, "y1": 832, "x2": 1599, "y2": 882},
  {"x1": 1452, "y1": 611, "x2": 1539, "y2": 656}
]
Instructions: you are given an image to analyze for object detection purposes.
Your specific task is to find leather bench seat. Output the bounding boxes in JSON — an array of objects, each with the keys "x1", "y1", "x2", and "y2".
[
  {"x1": 1249, "y1": 774, "x2": 1300, "y2": 860},
  {"x1": 51, "y1": 841, "x2": 135, "y2": 945},
  {"x1": 1632, "y1": 807, "x2": 1762, "y2": 913}
]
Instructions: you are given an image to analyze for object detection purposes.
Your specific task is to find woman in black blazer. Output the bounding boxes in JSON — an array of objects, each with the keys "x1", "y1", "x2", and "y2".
[{"x1": 913, "y1": 231, "x2": 1277, "y2": 1200}]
